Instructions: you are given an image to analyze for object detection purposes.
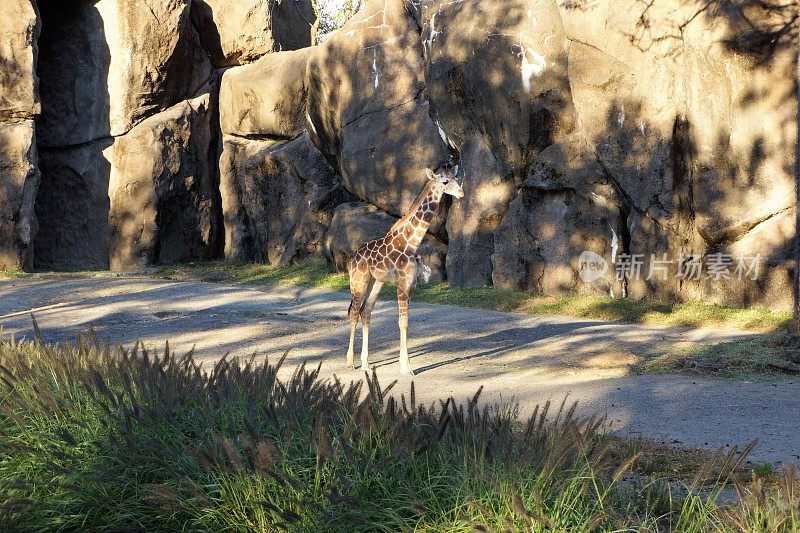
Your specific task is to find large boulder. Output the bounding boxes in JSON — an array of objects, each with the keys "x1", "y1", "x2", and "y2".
[
  {"x1": 191, "y1": 0, "x2": 316, "y2": 67},
  {"x1": 419, "y1": 0, "x2": 574, "y2": 172},
  {"x1": 34, "y1": 91, "x2": 221, "y2": 271},
  {"x1": 0, "y1": 0, "x2": 41, "y2": 271},
  {"x1": 326, "y1": 202, "x2": 448, "y2": 283},
  {"x1": 220, "y1": 132, "x2": 346, "y2": 265},
  {"x1": 108, "y1": 93, "x2": 221, "y2": 270},
  {"x1": 557, "y1": 0, "x2": 796, "y2": 308},
  {"x1": 34, "y1": 139, "x2": 114, "y2": 270},
  {"x1": 0, "y1": 122, "x2": 40, "y2": 271},
  {"x1": 700, "y1": 208, "x2": 795, "y2": 309},
  {"x1": 0, "y1": 0, "x2": 40, "y2": 121},
  {"x1": 306, "y1": 0, "x2": 451, "y2": 219},
  {"x1": 414, "y1": 0, "x2": 575, "y2": 286},
  {"x1": 445, "y1": 134, "x2": 515, "y2": 287},
  {"x1": 35, "y1": 0, "x2": 212, "y2": 147},
  {"x1": 270, "y1": 0, "x2": 317, "y2": 51},
  {"x1": 219, "y1": 48, "x2": 312, "y2": 139},
  {"x1": 492, "y1": 137, "x2": 625, "y2": 296}
]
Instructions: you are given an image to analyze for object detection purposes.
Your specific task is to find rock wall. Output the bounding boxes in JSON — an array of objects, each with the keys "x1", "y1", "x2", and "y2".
[
  {"x1": 301, "y1": 0, "x2": 797, "y2": 309},
  {"x1": 220, "y1": 132, "x2": 346, "y2": 265},
  {"x1": 0, "y1": 0, "x2": 40, "y2": 271},
  {"x1": 0, "y1": 0, "x2": 795, "y2": 311},
  {"x1": 22, "y1": 0, "x2": 316, "y2": 271}
]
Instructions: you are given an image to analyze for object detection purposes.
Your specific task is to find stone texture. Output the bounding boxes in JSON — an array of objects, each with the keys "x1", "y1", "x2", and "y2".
[
  {"x1": 0, "y1": 0, "x2": 40, "y2": 121},
  {"x1": 36, "y1": 0, "x2": 212, "y2": 147},
  {"x1": 492, "y1": 137, "x2": 625, "y2": 296},
  {"x1": 306, "y1": 0, "x2": 450, "y2": 218},
  {"x1": 326, "y1": 202, "x2": 447, "y2": 283},
  {"x1": 0, "y1": 121, "x2": 41, "y2": 271},
  {"x1": 220, "y1": 132, "x2": 346, "y2": 265},
  {"x1": 191, "y1": 0, "x2": 315, "y2": 67},
  {"x1": 700, "y1": 208, "x2": 795, "y2": 310},
  {"x1": 108, "y1": 93, "x2": 221, "y2": 270},
  {"x1": 34, "y1": 92, "x2": 221, "y2": 272},
  {"x1": 420, "y1": 0, "x2": 574, "y2": 173},
  {"x1": 446, "y1": 134, "x2": 515, "y2": 287},
  {"x1": 34, "y1": 139, "x2": 114, "y2": 270},
  {"x1": 414, "y1": 0, "x2": 575, "y2": 286},
  {"x1": 0, "y1": 0, "x2": 41, "y2": 271},
  {"x1": 191, "y1": 0, "x2": 273, "y2": 67},
  {"x1": 220, "y1": 48, "x2": 312, "y2": 138},
  {"x1": 270, "y1": 0, "x2": 317, "y2": 51},
  {"x1": 556, "y1": 0, "x2": 796, "y2": 308}
]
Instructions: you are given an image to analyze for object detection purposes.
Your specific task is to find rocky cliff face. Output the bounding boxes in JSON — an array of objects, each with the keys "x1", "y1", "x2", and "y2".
[
  {"x1": 0, "y1": 1, "x2": 40, "y2": 271},
  {"x1": 0, "y1": 0, "x2": 795, "y2": 310},
  {"x1": 14, "y1": 0, "x2": 315, "y2": 271}
]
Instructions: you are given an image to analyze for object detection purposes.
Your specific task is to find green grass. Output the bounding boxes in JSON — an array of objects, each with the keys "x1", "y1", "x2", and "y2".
[
  {"x1": 1, "y1": 332, "x2": 798, "y2": 531},
  {"x1": 154, "y1": 259, "x2": 794, "y2": 332},
  {"x1": 646, "y1": 333, "x2": 800, "y2": 379},
  {"x1": 0, "y1": 269, "x2": 28, "y2": 279}
]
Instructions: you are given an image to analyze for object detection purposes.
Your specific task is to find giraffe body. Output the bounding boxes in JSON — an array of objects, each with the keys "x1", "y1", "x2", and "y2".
[{"x1": 346, "y1": 167, "x2": 463, "y2": 374}]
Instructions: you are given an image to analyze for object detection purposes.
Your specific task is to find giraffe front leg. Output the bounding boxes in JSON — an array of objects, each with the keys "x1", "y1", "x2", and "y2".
[
  {"x1": 397, "y1": 285, "x2": 413, "y2": 376},
  {"x1": 347, "y1": 272, "x2": 369, "y2": 370}
]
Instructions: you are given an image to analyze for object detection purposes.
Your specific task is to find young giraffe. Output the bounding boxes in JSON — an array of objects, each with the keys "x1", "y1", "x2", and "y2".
[{"x1": 346, "y1": 166, "x2": 463, "y2": 375}]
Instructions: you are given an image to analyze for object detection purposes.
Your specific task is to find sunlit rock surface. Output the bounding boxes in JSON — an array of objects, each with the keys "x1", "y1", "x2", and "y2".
[
  {"x1": 0, "y1": 0, "x2": 40, "y2": 271},
  {"x1": 0, "y1": 0, "x2": 794, "y2": 309}
]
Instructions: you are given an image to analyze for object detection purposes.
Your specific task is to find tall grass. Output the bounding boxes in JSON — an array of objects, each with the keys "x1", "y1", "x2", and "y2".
[{"x1": 0, "y1": 329, "x2": 797, "y2": 531}]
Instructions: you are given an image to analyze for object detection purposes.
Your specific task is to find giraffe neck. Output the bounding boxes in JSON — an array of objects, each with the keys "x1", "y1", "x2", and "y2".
[{"x1": 396, "y1": 186, "x2": 443, "y2": 253}]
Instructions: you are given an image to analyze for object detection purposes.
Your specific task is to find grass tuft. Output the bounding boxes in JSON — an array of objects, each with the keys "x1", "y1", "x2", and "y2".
[
  {"x1": 646, "y1": 333, "x2": 800, "y2": 379},
  {"x1": 0, "y1": 270, "x2": 28, "y2": 279},
  {"x1": 1, "y1": 331, "x2": 798, "y2": 531}
]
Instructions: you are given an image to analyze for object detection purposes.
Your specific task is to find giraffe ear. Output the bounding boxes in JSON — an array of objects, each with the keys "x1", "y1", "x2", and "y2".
[{"x1": 425, "y1": 168, "x2": 436, "y2": 181}]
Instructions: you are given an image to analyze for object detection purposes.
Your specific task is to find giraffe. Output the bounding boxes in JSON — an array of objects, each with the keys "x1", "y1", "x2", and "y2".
[{"x1": 346, "y1": 166, "x2": 463, "y2": 375}]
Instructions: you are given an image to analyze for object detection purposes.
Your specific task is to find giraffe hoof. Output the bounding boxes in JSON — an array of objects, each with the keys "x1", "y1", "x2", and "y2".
[
  {"x1": 361, "y1": 364, "x2": 371, "y2": 371},
  {"x1": 400, "y1": 367, "x2": 414, "y2": 376}
]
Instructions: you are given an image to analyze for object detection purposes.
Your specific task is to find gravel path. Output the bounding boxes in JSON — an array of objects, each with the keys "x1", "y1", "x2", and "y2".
[{"x1": 2, "y1": 275, "x2": 798, "y2": 466}]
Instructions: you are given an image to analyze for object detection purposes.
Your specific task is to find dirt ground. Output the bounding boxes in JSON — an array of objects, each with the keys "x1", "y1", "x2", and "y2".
[{"x1": 2, "y1": 275, "x2": 798, "y2": 466}]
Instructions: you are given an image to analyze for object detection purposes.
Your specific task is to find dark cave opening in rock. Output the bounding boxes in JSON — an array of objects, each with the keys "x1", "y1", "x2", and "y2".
[{"x1": 33, "y1": 0, "x2": 112, "y2": 271}]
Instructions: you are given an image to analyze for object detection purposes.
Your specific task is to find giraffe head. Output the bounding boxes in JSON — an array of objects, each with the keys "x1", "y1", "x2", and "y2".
[{"x1": 425, "y1": 167, "x2": 464, "y2": 199}]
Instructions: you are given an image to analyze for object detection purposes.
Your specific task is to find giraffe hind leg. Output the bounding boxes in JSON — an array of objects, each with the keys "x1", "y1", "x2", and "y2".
[
  {"x1": 347, "y1": 267, "x2": 371, "y2": 369},
  {"x1": 359, "y1": 278, "x2": 384, "y2": 371}
]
